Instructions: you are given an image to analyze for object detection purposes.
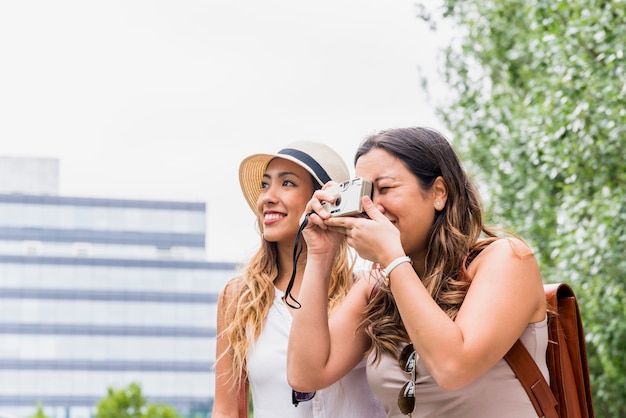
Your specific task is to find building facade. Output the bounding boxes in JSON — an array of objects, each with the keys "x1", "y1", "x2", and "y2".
[{"x1": 0, "y1": 158, "x2": 238, "y2": 418}]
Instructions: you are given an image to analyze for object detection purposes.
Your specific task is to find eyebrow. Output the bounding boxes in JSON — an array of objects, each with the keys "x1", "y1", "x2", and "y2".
[
  {"x1": 262, "y1": 171, "x2": 303, "y2": 179},
  {"x1": 373, "y1": 175, "x2": 396, "y2": 182}
]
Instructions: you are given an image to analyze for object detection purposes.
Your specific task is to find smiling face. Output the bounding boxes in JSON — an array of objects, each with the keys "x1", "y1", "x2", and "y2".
[
  {"x1": 256, "y1": 157, "x2": 316, "y2": 245},
  {"x1": 355, "y1": 148, "x2": 447, "y2": 261}
]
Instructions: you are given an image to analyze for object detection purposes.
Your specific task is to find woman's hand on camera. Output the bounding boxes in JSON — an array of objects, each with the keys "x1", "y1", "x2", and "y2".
[
  {"x1": 300, "y1": 185, "x2": 346, "y2": 256},
  {"x1": 325, "y1": 195, "x2": 403, "y2": 265}
]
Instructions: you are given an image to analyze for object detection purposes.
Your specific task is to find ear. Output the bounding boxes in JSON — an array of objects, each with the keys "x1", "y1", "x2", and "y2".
[{"x1": 432, "y1": 176, "x2": 448, "y2": 211}]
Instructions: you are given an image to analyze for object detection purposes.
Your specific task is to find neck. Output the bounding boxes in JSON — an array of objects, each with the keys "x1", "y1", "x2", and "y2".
[{"x1": 274, "y1": 240, "x2": 306, "y2": 292}]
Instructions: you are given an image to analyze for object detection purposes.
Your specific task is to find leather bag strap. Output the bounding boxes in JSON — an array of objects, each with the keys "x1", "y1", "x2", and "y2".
[{"x1": 505, "y1": 338, "x2": 558, "y2": 418}]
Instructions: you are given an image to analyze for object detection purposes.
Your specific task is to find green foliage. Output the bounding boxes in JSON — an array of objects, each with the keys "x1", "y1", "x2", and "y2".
[
  {"x1": 418, "y1": 0, "x2": 626, "y2": 416},
  {"x1": 95, "y1": 382, "x2": 181, "y2": 418},
  {"x1": 28, "y1": 402, "x2": 50, "y2": 418}
]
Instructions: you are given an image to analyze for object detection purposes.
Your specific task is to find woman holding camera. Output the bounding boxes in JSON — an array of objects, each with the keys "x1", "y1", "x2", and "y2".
[
  {"x1": 212, "y1": 141, "x2": 384, "y2": 418},
  {"x1": 287, "y1": 127, "x2": 548, "y2": 417}
]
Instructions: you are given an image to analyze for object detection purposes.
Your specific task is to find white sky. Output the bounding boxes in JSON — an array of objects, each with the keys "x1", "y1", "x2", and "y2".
[{"x1": 0, "y1": 0, "x2": 449, "y2": 262}]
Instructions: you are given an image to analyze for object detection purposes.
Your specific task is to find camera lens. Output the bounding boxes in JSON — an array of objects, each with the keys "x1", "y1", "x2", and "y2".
[{"x1": 335, "y1": 197, "x2": 341, "y2": 207}]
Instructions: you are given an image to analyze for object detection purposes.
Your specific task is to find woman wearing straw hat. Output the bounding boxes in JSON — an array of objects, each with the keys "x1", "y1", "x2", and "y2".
[{"x1": 212, "y1": 141, "x2": 385, "y2": 418}]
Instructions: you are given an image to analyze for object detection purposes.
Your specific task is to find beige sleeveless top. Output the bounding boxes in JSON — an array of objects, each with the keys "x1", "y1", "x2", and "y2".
[{"x1": 366, "y1": 317, "x2": 549, "y2": 417}]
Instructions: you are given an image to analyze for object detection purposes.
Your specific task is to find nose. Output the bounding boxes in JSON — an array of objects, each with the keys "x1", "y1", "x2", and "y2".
[{"x1": 258, "y1": 185, "x2": 279, "y2": 207}]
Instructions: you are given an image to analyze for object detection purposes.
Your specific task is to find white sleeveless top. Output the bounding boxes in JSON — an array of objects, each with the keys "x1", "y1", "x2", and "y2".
[
  {"x1": 247, "y1": 288, "x2": 385, "y2": 418},
  {"x1": 366, "y1": 317, "x2": 549, "y2": 418}
]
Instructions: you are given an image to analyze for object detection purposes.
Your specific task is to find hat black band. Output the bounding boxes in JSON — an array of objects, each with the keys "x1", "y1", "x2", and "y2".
[{"x1": 278, "y1": 148, "x2": 332, "y2": 185}]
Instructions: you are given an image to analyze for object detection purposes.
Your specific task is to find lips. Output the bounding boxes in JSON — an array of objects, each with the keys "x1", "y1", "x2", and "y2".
[{"x1": 264, "y1": 212, "x2": 286, "y2": 222}]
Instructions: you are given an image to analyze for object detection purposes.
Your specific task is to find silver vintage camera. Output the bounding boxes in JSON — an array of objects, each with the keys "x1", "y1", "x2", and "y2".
[{"x1": 321, "y1": 178, "x2": 373, "y2": 217}]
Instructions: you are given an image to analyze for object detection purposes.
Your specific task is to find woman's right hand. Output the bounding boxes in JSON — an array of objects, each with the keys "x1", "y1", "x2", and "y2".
[{"x1": 299, "y1": 185, "x2": 347, "y2": 257}]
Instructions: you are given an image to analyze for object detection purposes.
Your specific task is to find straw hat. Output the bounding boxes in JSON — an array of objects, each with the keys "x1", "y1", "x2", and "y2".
[{"x1": 239, "y1": 141, "x2": 350, "y2": 213}]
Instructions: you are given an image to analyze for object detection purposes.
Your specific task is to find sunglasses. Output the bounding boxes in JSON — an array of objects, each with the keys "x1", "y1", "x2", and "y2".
[
  {"x1": 398, "y1": 342, "x2": 416, "y2": 416},
  {"x1": 292, "y1": 389, "x2": 316, "y2": 406}
]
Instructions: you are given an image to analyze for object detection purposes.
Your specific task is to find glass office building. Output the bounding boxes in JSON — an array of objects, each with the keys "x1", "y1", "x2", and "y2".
[{"x1": 0, "y1": 157, "x2": 238, "y2": 418}]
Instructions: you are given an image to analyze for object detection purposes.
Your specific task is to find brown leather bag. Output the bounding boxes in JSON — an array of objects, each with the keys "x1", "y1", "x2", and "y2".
[{"x1": 505, "y1": 283, "x2": 595, "y2": 417}]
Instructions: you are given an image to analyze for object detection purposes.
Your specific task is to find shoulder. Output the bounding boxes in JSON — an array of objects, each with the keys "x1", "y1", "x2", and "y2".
[
  {"x1": 220, "y1": 275, "x2": 246, "y2": 296},
  {"x1": 465, "y1": 237, "x2": 546, "y2": 322},
  {"x1": 475, "y1": 236, "x2": 534, "y2": 262},
  {"x1": 466, "y1": 237, "x2": 540, "y2": 282},
  {"x1": 217, "y1": 275, "x2": 246, "y2": 317},
  {"x1": 352, "y1": 269, "x2": 382, "y2": 301},
  {"x1": 354, "y1": 268, "x2": 378, "y2": 287},
  {"x1": 469, "y1": 237, "x2": 542, "y2": 288}
]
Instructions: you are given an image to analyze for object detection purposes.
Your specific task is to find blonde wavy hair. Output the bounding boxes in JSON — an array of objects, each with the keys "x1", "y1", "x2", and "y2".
[
  {"x1": 217, "y1": 233, "x2": 355, "y2": 390},
  {"x1": 355, "y1": 127, "x2": 503, "y2": 363}
]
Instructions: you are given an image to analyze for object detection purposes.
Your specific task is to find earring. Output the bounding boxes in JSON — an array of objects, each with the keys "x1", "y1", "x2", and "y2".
[{"x1": 435, "y1": 201, "x2": 442, "y2": 207}]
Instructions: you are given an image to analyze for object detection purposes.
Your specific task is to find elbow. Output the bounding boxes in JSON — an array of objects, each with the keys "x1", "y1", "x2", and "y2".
[
  {"x1": 286, "y1": 367, "x2": 301, "y2": 391},
  {"x1": 287, "y1": 377, "x2": 306, "y2": 393},
  {"x1": 287, "y1": 370, "x2": 319, "y2": 393},
  {"x1": 429, "y1": 361, "x2": 479, "y2": 391},
  {"x1": 287, "y1": 358, "x2": 329, "y2": 392},
  {"x1": 286, "y1": 357, "x2": 317, "y2": 392},
  {"x1": 434, "y1": 376, "x2": 465, "y2": 391}
]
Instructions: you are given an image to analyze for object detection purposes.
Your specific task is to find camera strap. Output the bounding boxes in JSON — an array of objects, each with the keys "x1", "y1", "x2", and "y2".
[{"x1": 283, "y1": 210, "x2": 314, "y2": 309}]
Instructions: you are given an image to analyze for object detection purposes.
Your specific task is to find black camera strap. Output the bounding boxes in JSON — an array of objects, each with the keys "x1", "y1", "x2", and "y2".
[{"x1": 283, "y1": 210, "x2": 314, "y2": 309}]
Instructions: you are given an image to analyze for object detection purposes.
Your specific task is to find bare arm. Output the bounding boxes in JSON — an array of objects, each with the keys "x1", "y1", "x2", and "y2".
[
  {"x1": 287, "y1": 256, "x2": 374, "y2": 391},
  {"x1": 326, "y1": 197, "x2": 546, "y2": 390},
  {"x1": 285, "y1": 194, "x2": 374, "y2": 391},
  {"x1": 391, "y1": 238, "x2": 546, "y2": 389},
  {"x1": 211, "y1": 281, "x2": 243, "y2": 418}
]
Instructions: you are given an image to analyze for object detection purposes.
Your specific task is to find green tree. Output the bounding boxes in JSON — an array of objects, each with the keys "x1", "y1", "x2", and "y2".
[
  {"x1": 28, "y1": 402, "x2": 50, "y2": 418},
  {"x1": 417, "y1": 0, "x2": 626, "y2": 416},
  {"x1": 95, "y1": 382, "x2": 181, "y2": 418}
]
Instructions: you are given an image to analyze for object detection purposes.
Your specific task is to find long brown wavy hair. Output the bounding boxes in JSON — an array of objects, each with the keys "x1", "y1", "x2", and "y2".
[
  {"x1": 357, "y1": 127, "x2": 501, "y2": 362},
  {"x1": 217, "y1": 206, "x2": 356, "y2": 390}
]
